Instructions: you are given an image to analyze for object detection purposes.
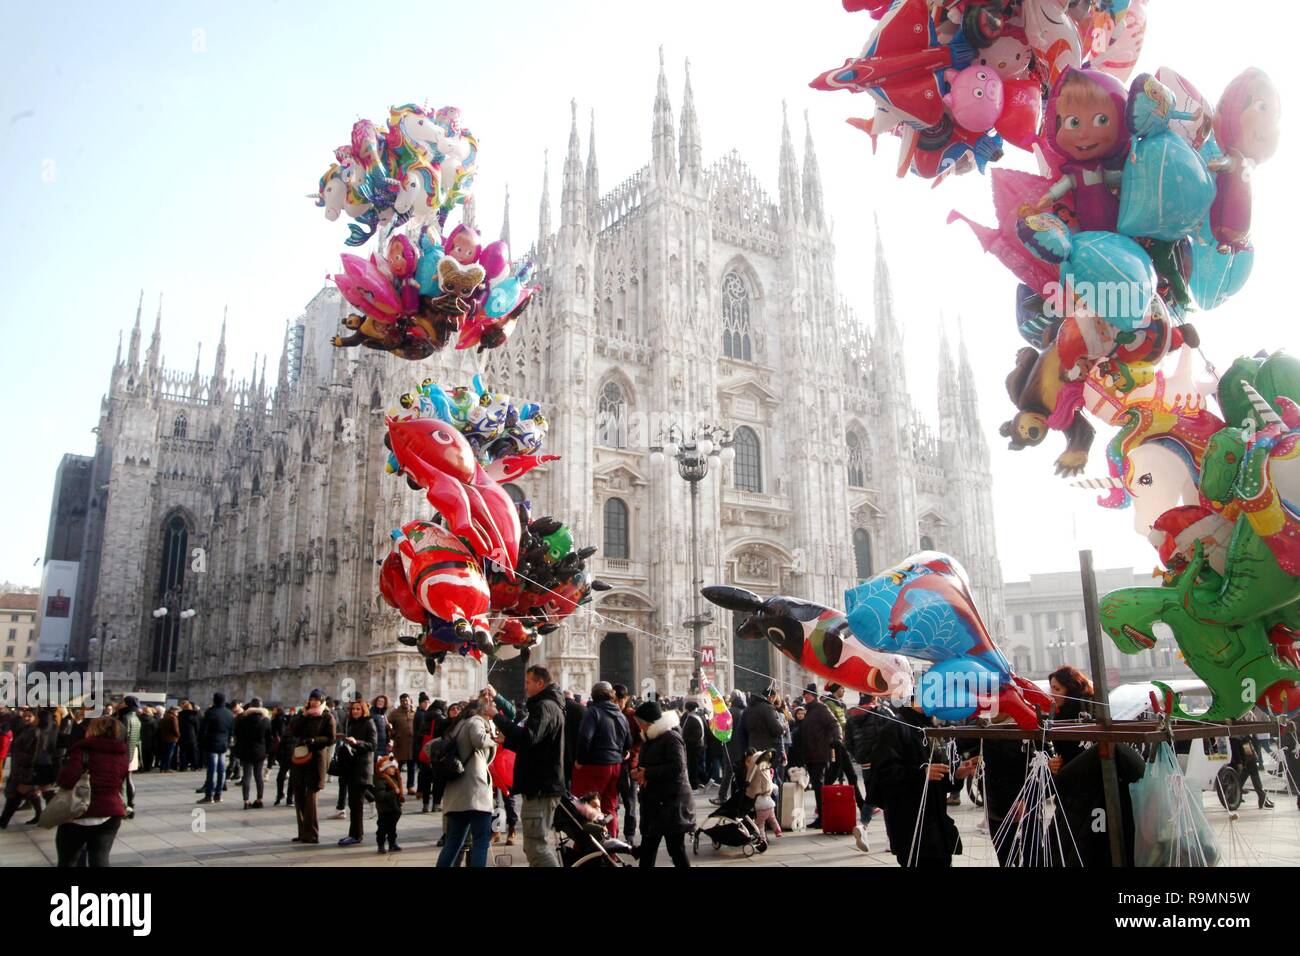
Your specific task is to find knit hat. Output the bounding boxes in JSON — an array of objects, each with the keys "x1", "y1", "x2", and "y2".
[
  {"x1": 308, "y1": 688, "x2": 325, "y2": 702},
  {"x1": 418, "y1": 692, "x2": 430, "y2": 703},
  {"x1": 634, "y1": 700, "x2": 663, "y2": 723},
  {"x1": 826, "y1": 683, "x2": 843, "y2": 694},
  {"x1": 212, "y1": 692, "x2": 226, "y2": 707}
]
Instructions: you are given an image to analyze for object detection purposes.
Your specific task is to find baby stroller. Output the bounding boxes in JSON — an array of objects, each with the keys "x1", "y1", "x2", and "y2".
[
  {"x1": 693, "y1": 763, "x2": 768, "y2": 858},
  {"x1": 552, "y1": 793, "x2": 634, "y2": 867}
]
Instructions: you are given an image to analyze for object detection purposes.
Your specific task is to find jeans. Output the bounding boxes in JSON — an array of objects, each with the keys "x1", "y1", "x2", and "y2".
[
  {"x1": 160, "y1": 742, "x2": 177, "y2": 771},
  {"x1": 618, "y1": 763, "x2": 637, "y2": 840},
  {"x1": 203, "y1": 752, "x2": 225, "y2": 798},
  {"x1": 55, "y1": 817, "x2": 122, "y2": 867},
  {"x1": 406, "y1": 760, "x2": 417, "y2": 790},
  {"x1": 241, "y1": 759, "x2": 265, "y2": 802},
  {"x1": 495, "y1": 789, "x2": 519, "y2": 828},
  {"x1": 639, "y1": 830, "x2": 689, "y2": 868},
  {"x1": 180, "y1": 740, "x2": 199, "y2": 770},
  {"x1": 437, "y1": 810, "x2": 493, "y2": 867},
  {"x1": 570, "y1": 763, "x2": 622, "y2": 838},
  {"x1": 520, "y1": 795, "x2": 561, "y2": 867}
]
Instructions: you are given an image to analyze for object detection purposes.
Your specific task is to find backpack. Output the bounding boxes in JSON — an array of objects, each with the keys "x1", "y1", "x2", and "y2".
[
  {"x1": 683, "y1": 712, "x2": 705, "y2": 747},
  {"x1": 425, "y1": 735, "x2": 467, "y2": 785}
]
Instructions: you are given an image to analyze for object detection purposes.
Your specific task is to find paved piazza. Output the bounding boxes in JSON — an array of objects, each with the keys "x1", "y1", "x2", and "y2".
[{"x1": 3, "y1": 766, "x2": 1298, "y2": 867}]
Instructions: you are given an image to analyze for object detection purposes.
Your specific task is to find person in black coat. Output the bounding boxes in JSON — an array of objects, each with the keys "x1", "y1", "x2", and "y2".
[
  {"x1": 1054, "y1": 743, "x2": 1145, "y2": 866},
  {"x1": 234, "y1": 699, "x2": 273, "y2": 808},
  {"x1": 338, "y1": 698, "x2": 377, "y2": 846},
  {"x1": 197, "y1": 693, "x2": 235, "y2": 804},
  {"x1": 138, "y1": 706, "x2": 159, "y2": 772},
  {"x1": 869, "y1": 701, "x2": 977, "y2": 867},
  {"x1": 562, "y1": 692, "x2": 585, "y2": 789},
  {"x1": 681, "y1": 701, "x2": 708, "y2": 791},
  {"x1": 716, "y1": 691, "x2": 748, "y2": 804},
  {"x1": 418, "y1": 698, "x2": 447, "y2": 812},
  {"x1": 630, "y1": 700, "x2": 694, "y2": 868},
  {"x1": 178, "y1": 701, "x2": 201, "y2": 771},
  {"x1": 488, "y1": 667, "x2": 565, "y2": 867},
  {"x1": 844, "y1": 694, "x2": 886, "y2": 825}
]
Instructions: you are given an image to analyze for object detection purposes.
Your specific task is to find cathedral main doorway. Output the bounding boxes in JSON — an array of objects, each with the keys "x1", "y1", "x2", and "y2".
[
  {"x1": 598, "y1": 632, "x2": 635, "y2": 690},
  {"x1": 732, "y1": 611, "x2": 773, "y2": 697}
]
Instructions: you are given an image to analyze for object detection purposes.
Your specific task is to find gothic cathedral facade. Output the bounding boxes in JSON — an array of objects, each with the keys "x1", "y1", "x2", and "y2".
[{"x1": 74, "y1": 56, "x2": 1003, "y2": 706}]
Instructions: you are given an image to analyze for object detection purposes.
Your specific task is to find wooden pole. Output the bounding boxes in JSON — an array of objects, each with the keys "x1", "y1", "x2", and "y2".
[{"x1": 1079, "y1": 549, "x2": 1126, "y2": 868}]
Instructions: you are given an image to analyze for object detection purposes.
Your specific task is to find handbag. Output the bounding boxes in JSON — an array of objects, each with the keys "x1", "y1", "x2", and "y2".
[
  {"x1": 38, "y1": 752, "x2": 92, "y2": 829},
  {"x1": 291, "y1": 744, "x2": 313, "y2": 766}
]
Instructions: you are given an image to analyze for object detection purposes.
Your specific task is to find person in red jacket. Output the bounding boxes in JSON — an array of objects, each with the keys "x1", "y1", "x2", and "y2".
[{"x1": 55, "y1": 716, "x2": 131, "y2": 867}]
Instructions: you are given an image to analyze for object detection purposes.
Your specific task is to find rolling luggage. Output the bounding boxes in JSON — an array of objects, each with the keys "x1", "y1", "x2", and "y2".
[
  {"x1": 820, "y1": 784, "x2": 856, "y2": 834},
  {"x1": 779, "y1": 781, "x2": 806, "y2": 830}
]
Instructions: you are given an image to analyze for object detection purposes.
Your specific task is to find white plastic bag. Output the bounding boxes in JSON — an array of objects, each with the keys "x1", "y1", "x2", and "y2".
[{"x1": 1130, "y1": 742, "x2": 1219, "y2": 867}]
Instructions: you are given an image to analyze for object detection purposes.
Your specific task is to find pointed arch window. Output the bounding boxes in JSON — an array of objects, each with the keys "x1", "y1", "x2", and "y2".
[
  {"x1": 722, "y1": 271, "x2": 753, "y2": 361},
  {"x1": 597, "y1": 380, "x2": 629, "y2": 449},
  {"x1": 172, "y1": 413, "x2": 188, "y2": 439},
  {"x1": 733, "y1": 426, "x2": 761, "y2": 493},
  {"x1": 920, "y1": 534, "x2": 935, "y2": 551},
  {"x1": 151, "y1": 513, "x2": 189, "y2": 673},
  {"x1": 847, "y1": 431, "x2": 871, "y2": 487},
  {"x1": 853, "y1": 528, "x2": 873, "y2": 583},
  {"x1": 603, "y1": 497, "x2": 629, "y2": 560}
]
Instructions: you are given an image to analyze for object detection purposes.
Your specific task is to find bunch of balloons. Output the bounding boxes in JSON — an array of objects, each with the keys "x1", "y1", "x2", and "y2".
[
  {"x1": 311, "y1": 105, "x2": 537, "y2": 359},
  {"x1": 376, "y1": 379, "x2": 607, "y2": 674},
  {"x1": 814, "y1": 0, "x2": 1149, "y2": 182},
  {"x1": 810, "y1": 2, "x2": 1298, "y2": 722},
  {"x1": 705, "y1": 552, "x2": 1050, "y2": 728}
]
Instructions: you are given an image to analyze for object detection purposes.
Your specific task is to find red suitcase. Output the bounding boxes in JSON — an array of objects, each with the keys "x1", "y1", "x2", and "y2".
[{"x1": 820, "y1": 784, "x2": 856, "y2": 834}]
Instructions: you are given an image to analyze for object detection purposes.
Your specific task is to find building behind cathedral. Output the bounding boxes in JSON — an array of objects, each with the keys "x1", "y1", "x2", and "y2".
[{"x1": 47, "y1": 56, "x2": 1004, "y2": 705}]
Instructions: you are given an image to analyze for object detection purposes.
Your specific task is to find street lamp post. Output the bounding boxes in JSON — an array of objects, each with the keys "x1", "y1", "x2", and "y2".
[
  {"x1": 153, "y1": 603, "x2": 196, "y2": 703},
  {"x1": 1047, "y1": 626, "x2": 1078, "y2": 669},
  {"x1": 650, "y1": 423, "x2": 735, "y2": 695}
]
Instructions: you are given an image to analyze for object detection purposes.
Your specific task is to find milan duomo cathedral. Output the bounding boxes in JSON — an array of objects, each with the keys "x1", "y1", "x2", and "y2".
[{"x1": 69, "y1": 55, "x2": 1003, "y2": 705}]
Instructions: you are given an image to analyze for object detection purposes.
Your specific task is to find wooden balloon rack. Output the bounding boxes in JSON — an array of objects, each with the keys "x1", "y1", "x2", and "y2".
[{"x1": 922, "y1": 550, "x2": 1294, "y2": 866}]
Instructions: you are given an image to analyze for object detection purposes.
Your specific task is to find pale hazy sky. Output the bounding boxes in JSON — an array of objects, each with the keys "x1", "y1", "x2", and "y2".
[{"x1": 0, "y1": 0, "x2": 1293, "y2": 588}]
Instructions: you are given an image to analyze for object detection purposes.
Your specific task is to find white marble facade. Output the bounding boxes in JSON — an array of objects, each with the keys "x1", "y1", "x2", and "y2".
[{"x1": 78, "y1": 58, "x2": 1003, "y2": 707}]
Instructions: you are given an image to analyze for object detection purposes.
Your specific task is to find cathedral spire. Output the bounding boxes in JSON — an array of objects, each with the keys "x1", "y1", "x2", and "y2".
[
  {"x1": 778, "y1": 101, "x2": 802, "y2": 224},
  {"x1": 957, "y1": 316, "x2": 979, "y2": 416},
  {"x1": 128, "y1": 289, "x2": 143, "y2": 369},
  {"x1": 561, "y1": 99, "x2": 586, "y2": 230},
  {"x1": 115, "y1": 330, "x2": 122, "y2": 367},
  {"x1": 146, "y1": 293, "x2": 163, "y2": 374},
  {"x1": 277, "y1": 321, "x2": 290, "y2": 393},
  {"x1": 585, "y1": 110, "x2": 600, "y2": 232},
  {"x1": 873, "y1": 215, "x2": 905, "y2": 386},
  {"x1": 192, "y1": 341, "x2": 202, "y2": 389},
  {"x1": 679, "y1": 58, "x2": 702, "y2": 185},
  {"x1": 651, "y1": 46, "x2": 678, "y2": 185},
  {"x1": 538, "y1": 150, "x2": 552, "y2": 247},
  {"x1": 500, "y1": 184, "x2": 512, "y2": 246},
  {"x1": 802, "y1": 109, "x2": 825, "y2": 229},
  {"x1": 213, "y1": 307, "x2": 227, "y2": 390},
  {"x1": 937, "y1": 316, "x2": 958, "y2": 436}
]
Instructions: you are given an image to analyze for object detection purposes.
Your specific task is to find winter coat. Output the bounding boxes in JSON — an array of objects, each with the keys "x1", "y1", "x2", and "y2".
[
  {"x1": 198, "y1": 704, "x2": 235, "y2": 754},
  {"x1": 636, "y1": 711, "x2": 695, "y2": 834},
  {"x1": 233, "y1": 707, "x2": 273, "y2": 762},
  {"x1": 118, "y1": 711, "x2": 141, "y2": 768},
  {"x1": 622, "y1": 703, "x2": 643, "y2": 768},
  {"x1": 3, "y1": 724, "x2": 38, "y2": 796},
  {"x1": 744, "y1": 698, "x2": 786, "y2": 753},
  {"x1": 138, "y1": 711, "x2": 158, "y2": 760},
  {"x1": 575, "y1": 700, "x2": 630, "y2": 766},
  {"x1": 844, "y1": 705, "x2": 885, "y2": 766},
  {"x1": 787, "y1": 719, "x2": 806, "y2": 768},
  {"x1": 681, "y1": 711, "x2": 707, "y2": 751},
  {"x1": 57, "y1": 736, "x2": 130, "y2": 818},
  {"x1": 799, "y1": 699, "x2": 841, "y2": 764},
  {"x1": 412, "y1": 705, "x2": 435, "y2": 753},
  {"x1": 33, "y1": 720, "x2": 60, "y2": 775},
  {"x1": 370, "y1": 707, "x2": 390, "y2": 758},
  {"x1": 288, "y1": 709, "x2": 336, "y2": 791},
  {"x1": 343, "y1": 714, "x2": 377, "y2": 785},
  {"x1": 441, "y1": 715, "x2": 497, "y2": 814},
  {"x1": 563, "y1": 698, "x2": 585, "y2": 775},
  {"x1": 724, "y1": 700, "x2": 749, "y2": 761},
  {"x1": 826, "y1": 696, "x2": 848, "y2": 730},
  {"x1": 159, "y1": 712, "x2": 180, "y2": 744},
  {"x1": 494, "y1": 684, "x2": 565, "y2": 798},
  {"x1": 373, "y1": 764, "x2": 405, "y2": 815},
  {"x1": 1055, "y1": 743, "x2": 1145, "y2": 867},
  {"x1": 178, "y1": 708, "x2": 199, "y2": 745},
  {"x1": 869, "y1": 705, "x2": 961, "y2": 865},
  {"x1": 389, "y1": 704, "x2": 416, "y2": 762}
]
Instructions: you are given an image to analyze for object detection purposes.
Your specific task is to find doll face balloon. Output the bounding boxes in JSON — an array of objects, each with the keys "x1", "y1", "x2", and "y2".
[
  {"x1": 973, "y1": 34, "x2": 1031, "y2": 80},
  {"x1": 1053, "y1": 72, "x2": 1125, "y2": 161}
]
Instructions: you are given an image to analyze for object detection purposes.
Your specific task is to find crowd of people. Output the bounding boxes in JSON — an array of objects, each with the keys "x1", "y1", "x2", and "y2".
[{"x1": 2, "y1": 662, "x2": 1296, "y2": 868}]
